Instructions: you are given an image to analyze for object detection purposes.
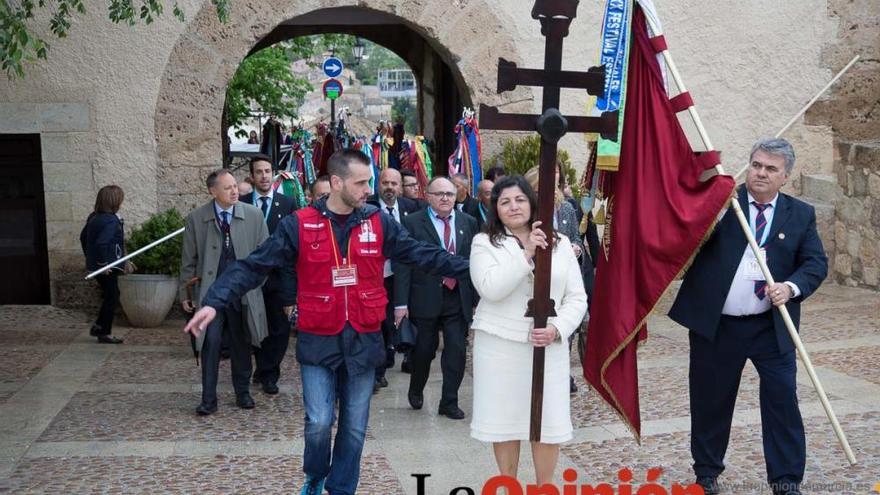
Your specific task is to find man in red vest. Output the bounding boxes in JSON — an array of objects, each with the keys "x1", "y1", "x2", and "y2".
[{"x1": 185, "y1": 149, "x2": 469, "y2": 495}]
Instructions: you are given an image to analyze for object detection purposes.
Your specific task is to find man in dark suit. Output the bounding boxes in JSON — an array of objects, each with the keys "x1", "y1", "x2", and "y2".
[
  {"x1": 669, "y1": 138, "x2": 828, "y2": 495},
  {"x1": 366, "y1": 168, "x2": 421, "y2": 389},
  {"x1": 240, "y1": 154, "x2": 297, "y2": 395},
  {"x1": 394, "y1": 176, "x2": 479, "y2": 419},
  {"x1": 451, "y1": 173, "x2": 480, "y2": 215},
  {"x1": 469, "y1": 179, "x2": 493, "y2": 231}
]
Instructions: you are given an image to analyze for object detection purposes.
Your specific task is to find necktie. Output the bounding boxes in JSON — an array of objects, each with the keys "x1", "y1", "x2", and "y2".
[
  {"x1": 260, "y1": 197, "x2": 269, "y2": 217},
  {"x1": 752, "y1": 202, "x2": 771, "y2": 300},
  {"x1": 386, "y1": 206, "x2": 394, "y2": 220},
  {"x1": 440, "y1": 215, "x2": 457, "y2": 290},
  {"x1": 221, "y1": 211, "x2": 231, "y2": 249}
]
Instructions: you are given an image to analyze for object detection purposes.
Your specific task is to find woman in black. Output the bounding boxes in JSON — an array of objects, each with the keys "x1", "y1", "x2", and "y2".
[{"x1": 80, "y1": 185, "x2": 127, "y2": 344}]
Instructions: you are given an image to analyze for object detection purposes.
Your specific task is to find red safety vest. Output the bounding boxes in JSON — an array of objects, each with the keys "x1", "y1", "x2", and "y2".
[{"x1": 295, "y1": 206, "x2": 388, "y2": 335}]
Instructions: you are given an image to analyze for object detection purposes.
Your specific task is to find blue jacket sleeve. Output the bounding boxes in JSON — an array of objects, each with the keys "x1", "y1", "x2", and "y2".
[
  {"x1": 93, "y1": 215, "x2": 123, "y2": 267},
  {"x1": 380, "y1": 214, "x2": 469, "y2": 278},
  {"x1": 202, "y1": 215, "x2": 300, "y2": 310}
]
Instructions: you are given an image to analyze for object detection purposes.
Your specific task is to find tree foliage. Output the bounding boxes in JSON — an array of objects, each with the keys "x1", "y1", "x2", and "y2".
[
  {"x1": 485, "y1": 135, "x2": 581, "y2": 197},
  {"x1": 225, "y1": 44, "x2": 313, "y2": 137},
  {"x1": 1, "y1": 0, "x2": 229, "y2": 78},
  {"x1": 125, "y1": 208, "x2": 185, "y2": 276},
  {"x1": 391, "y1": 97, "x2": 418, "y2": 135}
]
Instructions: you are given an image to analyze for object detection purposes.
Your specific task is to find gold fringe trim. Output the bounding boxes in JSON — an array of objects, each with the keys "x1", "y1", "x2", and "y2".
[
  {"x1": 592, "y1": 185, "x2": 732, "y2": 446},
  {"x1": 596, "y1": 155, "x2": 620, "y2": 172}
]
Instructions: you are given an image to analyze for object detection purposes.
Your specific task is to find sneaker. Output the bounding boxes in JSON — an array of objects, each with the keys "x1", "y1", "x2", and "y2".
[{"x1": 299, "y1": 475, "x2": 325, "y2": 495}]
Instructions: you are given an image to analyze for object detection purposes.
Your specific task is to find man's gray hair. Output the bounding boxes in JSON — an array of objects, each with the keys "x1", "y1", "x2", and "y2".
[
  {"x1": 206, "y1": 169, "x2": 233, "y2": 189},
  {"x1": 750, "y1": 138, "x2": 795, "y2": 175}
]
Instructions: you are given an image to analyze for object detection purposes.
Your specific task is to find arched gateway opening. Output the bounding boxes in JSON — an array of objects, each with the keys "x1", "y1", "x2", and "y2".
[{"x1": 155, "y1": 2, "x2": 530, "y2": 211}]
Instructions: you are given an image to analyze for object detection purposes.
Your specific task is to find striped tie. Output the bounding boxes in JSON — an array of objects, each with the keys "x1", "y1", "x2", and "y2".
[{"x1": 752, "y1": 202, "x2": 771, "y2": 300}]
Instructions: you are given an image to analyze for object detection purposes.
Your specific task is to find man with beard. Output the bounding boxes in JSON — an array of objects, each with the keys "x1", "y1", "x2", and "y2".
[
  {"x1": 239, "y1": 154, "x2": 297, "y2": 395},
  {"x1": 185, "y1": 150, "x2": 469, "y2": 495},
  {"x1": 367, "y1": 168, "x2": 421, "y2": 389}
]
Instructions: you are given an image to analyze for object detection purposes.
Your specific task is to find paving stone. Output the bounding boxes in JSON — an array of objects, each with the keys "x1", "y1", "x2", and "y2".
[
  {"x1": 0, "y1": 349, "x2": 62, "y2": 383},
  {"x1": 0, "y1": 307, "x2": 90, "y2": 332},
  {"x1": 811, "y1": 346, "x2": 880, "y2": 385},
  {"x1": 562, "y1": 412, "x2": 880, "y2": 494},
  {"x1": 0, "y1": 329, "x2": 81, "y2": 346},
  {"x1": 38, "y1": 392, "x2": 306, "y2": 442},
  {"x1": 0, "y1": 453, "x2": 403, "y2": 493}
]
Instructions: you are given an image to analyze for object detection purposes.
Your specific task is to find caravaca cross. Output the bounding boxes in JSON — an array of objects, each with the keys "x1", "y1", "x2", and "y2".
[{"x1": 478, "y1": 0, "x2": 618, "y2": 442}]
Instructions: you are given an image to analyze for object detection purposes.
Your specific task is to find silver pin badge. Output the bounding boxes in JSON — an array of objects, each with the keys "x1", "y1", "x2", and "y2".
[
  {"x1": 778, "y1": 233, "x2": 785, "y2": 240},
  {"x1": 459, "y1": 230, "x2": 464, "y2": 235}
]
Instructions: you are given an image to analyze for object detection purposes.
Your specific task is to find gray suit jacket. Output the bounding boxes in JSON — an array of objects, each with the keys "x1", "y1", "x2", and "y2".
[{"x1": 179, "y1": 200, "x2": 269, "y2": 350}]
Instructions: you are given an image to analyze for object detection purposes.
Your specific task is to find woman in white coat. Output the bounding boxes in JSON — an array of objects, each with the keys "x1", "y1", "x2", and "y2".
[{"x1": 469, "y1": 175, "x2": 587, "y2": 485}]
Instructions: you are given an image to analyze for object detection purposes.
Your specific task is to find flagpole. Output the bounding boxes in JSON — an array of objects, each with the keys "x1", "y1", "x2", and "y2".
[
  {"x1": 644, "y1": 14, "x2": 857, "y2": 466},
  {"x1": 732, "y1": 54, "x2": 861, "y2": 181},
  {"x1": 84, "y1": 227, "x2": 185, "y2": 280}
]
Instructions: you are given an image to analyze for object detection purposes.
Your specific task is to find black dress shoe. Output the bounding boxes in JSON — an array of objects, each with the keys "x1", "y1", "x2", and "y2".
[
  {"x1": 407, "y1": 391, "x2": 423, "y2": 410},
  {"x1": 196, "y1": 402, "x2": 218, "y2": 416},
  {"x1": 236, "y1": 393, "x2": 255, "y2": 409},
  {"x1": 770, "y1": 480, "x2": 800, "y2": 495},
  {"x1": 89, "y1": 325, "x2": 101, "y2": 337},
  {"x1": 262, "y1": 381, "x2": 279, "y2": 395},
  {"x1": 401, "y1": 359, "x2": 412, "y2": 374},
  {"x1": 376, "y1": 376, "x2": 389, "y2": 388},
  {"x1": 97, "y1": 335, "x2": 123, "y2": 344},
  {"x1": 438, "y1": 405, "x2": 466, "y2": 420},
  {"x1": 695, "y1": 476, "x2": 720, "y2": 495}
]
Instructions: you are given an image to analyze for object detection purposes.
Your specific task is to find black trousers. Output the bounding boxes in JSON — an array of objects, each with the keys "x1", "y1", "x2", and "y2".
[
  {"x1": 253, "y1": 289, "x2": 291, "y2": 386},
  {"x1": 689, "y1": 312, "x2": 805, "y2": 487},
  {"x1": 94, "y1": 272, "x2": 119, "y2": 335},
  {"x1": 409, "y1": 287, "x2": 468, "y2": 409},
  {"x1": 201, "y1": 306, "x2": 252, "y2": 404},
  {"x1": 376, "y1": 276, "x2": 397, "y2": 381}
]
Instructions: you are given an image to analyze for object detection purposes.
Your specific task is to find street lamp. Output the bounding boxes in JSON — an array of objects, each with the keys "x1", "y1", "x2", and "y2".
[{"x1": 352, "y1": 37, "x2": 365, "y2": 65}]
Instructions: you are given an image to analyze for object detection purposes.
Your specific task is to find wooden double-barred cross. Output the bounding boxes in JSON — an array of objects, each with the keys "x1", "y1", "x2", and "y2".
[{"x1": 479, "y1": 0, "x2": 619, "y2": 442}]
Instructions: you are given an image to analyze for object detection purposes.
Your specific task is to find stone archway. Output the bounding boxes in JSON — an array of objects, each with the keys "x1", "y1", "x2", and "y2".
[{"x1": 154, "y1": 0, "x2": 532, "y2": 211}]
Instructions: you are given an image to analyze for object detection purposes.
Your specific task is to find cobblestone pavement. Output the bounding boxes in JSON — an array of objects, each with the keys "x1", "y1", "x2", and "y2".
[{"x1": 0, "y1": 284, "x2": 878, "y2": 494}]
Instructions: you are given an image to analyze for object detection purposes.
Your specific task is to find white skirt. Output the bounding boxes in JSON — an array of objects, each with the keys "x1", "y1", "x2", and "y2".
[{"x1": 470, "y1": 329, "x2": 573, "y2": 444}]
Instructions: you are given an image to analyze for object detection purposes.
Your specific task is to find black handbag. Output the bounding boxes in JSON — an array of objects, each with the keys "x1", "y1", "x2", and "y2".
[{"x1": 394, "y1": 317, "x2": 418, "y2": 353}]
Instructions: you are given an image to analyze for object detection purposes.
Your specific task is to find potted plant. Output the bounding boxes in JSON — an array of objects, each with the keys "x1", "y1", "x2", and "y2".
[{"x1": 118, "y1": 208, "x2": 185, "y2": 327}]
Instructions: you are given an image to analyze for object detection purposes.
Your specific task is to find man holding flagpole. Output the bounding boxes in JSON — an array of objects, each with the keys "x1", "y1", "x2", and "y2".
[{"x1": 670, "y1": 138, "x2": 828, "y2": 495}]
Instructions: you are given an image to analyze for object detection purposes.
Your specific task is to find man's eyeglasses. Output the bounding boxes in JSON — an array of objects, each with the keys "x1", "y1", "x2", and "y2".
[{"x1": 427, "y1": 192, "x2": 456, "y2": 199}]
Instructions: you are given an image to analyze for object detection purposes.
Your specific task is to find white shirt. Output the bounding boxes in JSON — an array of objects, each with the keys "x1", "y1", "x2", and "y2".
[
  {"x1": 382, "y1": 198, "x2": 402, "y2": 278},
  {"x1": 428, "y1": 207, "x2": 456, "y2": 252},
  {"x1": 381, "y1": 198, "x2": 401, "y2": 224},
  {"x1": 721, "y1": 193, "x2": 800, "y2": 316},
  {"x1": 213, "y1": 201, "x2": 234, "y2": 224},
  {"x1": 255, "y1": 188, "x2": 274, "y2": 213}
]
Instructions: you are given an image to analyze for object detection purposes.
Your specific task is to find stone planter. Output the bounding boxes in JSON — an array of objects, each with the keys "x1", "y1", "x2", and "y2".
[{"x1": 118, "y1": 274, "x2": 178, "y2": 328}]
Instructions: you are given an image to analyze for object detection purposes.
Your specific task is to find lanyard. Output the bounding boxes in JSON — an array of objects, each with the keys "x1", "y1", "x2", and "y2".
[
  {"x1": 478, "y1": 203, "x2": 487, "y2": 223},
  {"x1": 326, "y1": 219, "x2": 353, "y2": 268},
  {"x1": 252, "y1": 193, "x2": 272, "y2": 222}
]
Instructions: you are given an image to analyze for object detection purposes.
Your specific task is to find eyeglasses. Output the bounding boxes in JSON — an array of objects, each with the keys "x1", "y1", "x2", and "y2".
[{"x1": 427, "y1": 192, "x2": 456, "y2": 199}]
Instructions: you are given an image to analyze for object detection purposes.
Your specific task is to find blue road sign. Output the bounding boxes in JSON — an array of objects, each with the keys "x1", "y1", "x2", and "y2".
[{"x1": 323, "y1": 57, "x2": 344, "y2": 78}]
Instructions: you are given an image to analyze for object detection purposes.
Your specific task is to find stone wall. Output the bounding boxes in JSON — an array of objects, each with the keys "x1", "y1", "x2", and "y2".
[{"x1": 806, "y1": 0, "x2": 880, "y2": 289}]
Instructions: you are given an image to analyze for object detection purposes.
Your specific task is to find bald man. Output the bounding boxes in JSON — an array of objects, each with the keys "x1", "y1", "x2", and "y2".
[
  {"x1": 471, "y1": 179, "x2": 493, "y2": 230},
  {"x1": 367, "y1": 168, "x2": 423, "y2": 389}
]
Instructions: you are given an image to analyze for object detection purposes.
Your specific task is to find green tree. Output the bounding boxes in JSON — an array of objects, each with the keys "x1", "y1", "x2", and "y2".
[
  {"x1": 224, "y1": 45, "x2": 312, "y2": 137},
  {"x1": 0, "y1": 0, "x2": 229, "y2": 78},
  {"x1": 353, "y1": 40, "x2": 408, "y2": 85},
  {"x1": 390, "y1": 97, "x2": 418, "y2": 135},
  {"x1": 485, "y1": 135, "x2": 580, "y2": 197}
]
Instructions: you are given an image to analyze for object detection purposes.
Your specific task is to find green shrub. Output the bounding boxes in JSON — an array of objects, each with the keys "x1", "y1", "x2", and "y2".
[
  {"x1": 484, "y1": 135, "x2": 581, "y2": 198},
  {"x1": 125, "y1": 209, "x2": 185, "y2": 276}
]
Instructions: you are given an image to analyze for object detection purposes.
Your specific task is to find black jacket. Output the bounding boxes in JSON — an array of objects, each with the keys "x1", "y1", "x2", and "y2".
[
  {"x1": 80, "y1": 212, "x2": 124, "y2": 272},
  {"x1": 669, "y1": 186, "x2": 828, "y2": 353},
  {"x1": 240, "y1": 191, "x2": 297, "y2": 300},
  {"x1": 394, "y1": 209, "x2": 479, "y2": 323}
]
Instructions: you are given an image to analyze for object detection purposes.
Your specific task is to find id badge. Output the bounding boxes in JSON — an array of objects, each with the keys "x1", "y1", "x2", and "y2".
[
  {"x1": 332, "y1": 265, "x2": 358, "y2": 287},
  {"x1": 744, "y1": 248, "x2": 767, "y2": 281}
]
